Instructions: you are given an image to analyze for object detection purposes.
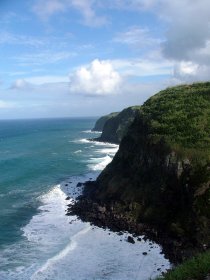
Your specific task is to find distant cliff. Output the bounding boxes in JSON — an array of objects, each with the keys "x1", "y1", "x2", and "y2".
[
  {"x1": 76, "y1": 82, "x2": 210, "y2": 260},
  {"x1": 94, "y1": 106, "x2": 141, "y2": 143},
  {"x1": 92, "y1": 112, "x2": 118, "y2": 131}
]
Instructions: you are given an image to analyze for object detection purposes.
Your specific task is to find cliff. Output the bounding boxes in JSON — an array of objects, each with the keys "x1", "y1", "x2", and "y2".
[
  {"x1": 95, "y1": 106, "x2": 141, "y2": 143},
  {"x1": 92, "y1": 112, "x2": 118, "y2": 131},
  {"x1": 95, "y1": 83, "x2": 210, "y2": 246}
]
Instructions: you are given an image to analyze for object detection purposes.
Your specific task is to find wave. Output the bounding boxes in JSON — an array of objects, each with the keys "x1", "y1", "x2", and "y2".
[
  {"x1": 88, "y1": 155, "x2": 112, "y2": 171},
  {"x1": 73, "y1": 138, "x2": 119, "y2": 148},
  {"x1": 95, "y1": 147, "x2": 119, "y2": 156},
  {"x1": 74, "y1": 150, "x2": 82, "y2": 154},
  {"x1": 30, "y1": 225, "x2": 91, "y2": 280},
  {"x1": 0, "y1": 172, "x2": 171, "y2": 280},
  {"x1": 82, "y1": 130, "x2": 102, "y2": 134}
]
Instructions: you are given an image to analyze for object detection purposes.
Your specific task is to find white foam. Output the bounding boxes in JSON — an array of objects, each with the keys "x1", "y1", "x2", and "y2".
[
  {"x1": 96, "y1": 147, "x2": 119, "y2": 156},
  {"x1": 82, "y1": 130, "x2": 102, "y2": 134},
  {"x1": 73, "y1": 138, "x2": 119, "y2": 148},
  {"x1": 88, "y1": 155, "x2": 112, "y2": 171},
  {"x1": 0, "y1": 173, "x2": 171, "y2": 280},
  {"x1": 74, "y1": 150, "x2": 82, "y2": 154},
  {"x1": 28, "y1": 228, "x2": 170, "y2": 280},
  {"x1": 30, "y1": 225, "x2": 91, "y2": 280}
]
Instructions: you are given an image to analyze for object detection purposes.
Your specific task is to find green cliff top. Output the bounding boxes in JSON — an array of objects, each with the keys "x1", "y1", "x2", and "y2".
[{"x1": 141, "y1": 82, "x2": 210, "y2": 161}]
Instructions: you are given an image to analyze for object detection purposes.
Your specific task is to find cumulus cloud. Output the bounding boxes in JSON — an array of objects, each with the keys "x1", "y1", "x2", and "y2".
[
  {"x1": 69, "y1": 59, "x2": 122, "y2": 95},
  {"x1": 173, "y1": 62, "x2": 210, "y2": 83},
  {"x1": 111, "y1": 0, "x2": 210, "y2": 82}
]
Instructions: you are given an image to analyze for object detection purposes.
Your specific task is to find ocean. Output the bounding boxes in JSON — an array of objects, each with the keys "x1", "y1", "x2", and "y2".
[{"x1": 0, "y1": 118, "x2": 170, "y2": 280}]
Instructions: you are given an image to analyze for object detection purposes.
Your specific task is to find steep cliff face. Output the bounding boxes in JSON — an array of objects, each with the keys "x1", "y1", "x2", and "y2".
[
  {"x1": 96, "y1": 106, "x2": 141, "y2": 143},
  {"x1": 93, "y1": 83, "x2": 210, "y2": 246},
  {"x1": 92, "y1": 112, "x2": 118, "y2": 131}
]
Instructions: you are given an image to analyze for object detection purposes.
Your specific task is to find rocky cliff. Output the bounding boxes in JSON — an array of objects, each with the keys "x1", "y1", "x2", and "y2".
[
  {"x1": 95, "y1": 106, "x2": 141, "y2": 143},
  {"x1": 71, "y1": 83, "x2": 210, "y2": 261},
  {"x1": 92, "y1": 112, "x2": 118, "y2": 131},
  {"x1": 70, "y1": 83, "x2": 210, "y2": 260},
  {"x1": 95, "y1": 83, "x2": 210, "y2": 247}
]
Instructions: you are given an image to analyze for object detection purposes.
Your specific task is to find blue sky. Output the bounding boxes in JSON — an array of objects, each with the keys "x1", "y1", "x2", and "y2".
[{"x1": 0, "y1": 0, "x2": 210, "y2": 119}]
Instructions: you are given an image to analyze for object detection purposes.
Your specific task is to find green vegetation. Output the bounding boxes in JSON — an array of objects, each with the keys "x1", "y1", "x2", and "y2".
[
  {"x1": 97, "y1": 106, "x2": 141, "y2": 143},
  {"x1": 142, "y1": 82, "x2": 210, "y2": 160},
  {"x1": 157, "y1": 250, "x2": 210, "y2": 280},
  {"x1": 92, "y1": 112, "x2": 119, "y2": 131}
]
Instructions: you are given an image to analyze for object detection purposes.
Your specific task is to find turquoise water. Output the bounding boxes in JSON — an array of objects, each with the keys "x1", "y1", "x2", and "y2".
[
  {"x1": 0, "y1": 118, "x2": 170, "y2": 280},
  {"x1": 0, "y1": 118, "x2": 98, "y2": 247}
]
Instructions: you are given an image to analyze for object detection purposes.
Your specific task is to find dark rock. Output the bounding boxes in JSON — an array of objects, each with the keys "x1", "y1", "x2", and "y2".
[
  {"x1": 65, "y1": 196, "x2": 70, "y2": 200},
  {"x1": 142, "y1": 252, "x2": 148, "y2": 255},
  {"x1": 127, "y1": 236, "x2": 135, "y2": 244}
]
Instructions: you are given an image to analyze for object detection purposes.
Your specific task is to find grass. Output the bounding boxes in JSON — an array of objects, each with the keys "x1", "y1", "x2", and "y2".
[{"x1": 156, "y1": 250, "x2": 210, "y2": 280}]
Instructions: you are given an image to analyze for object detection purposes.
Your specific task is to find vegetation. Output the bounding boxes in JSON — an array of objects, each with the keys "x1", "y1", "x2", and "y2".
[
  {"x1": 142, "y1": 82, "x2": 210, "y2": 160},
  {"x1": 157, "y1": 250, "x2": 210, "y2": 280},
  {"x1": 92, "y1": 112, "x2": 119, "y2": 131}
]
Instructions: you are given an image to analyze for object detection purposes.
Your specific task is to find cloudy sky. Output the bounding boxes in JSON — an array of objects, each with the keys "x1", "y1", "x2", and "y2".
[{"x1": 0, "y1": 0, "x2": 210, "y2": 119}]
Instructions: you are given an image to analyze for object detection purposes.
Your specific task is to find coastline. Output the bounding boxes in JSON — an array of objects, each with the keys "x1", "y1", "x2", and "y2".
[
  {"x1": 66, "y1": 137, "x2": 206, "y2": 266},
  {"x1": 66, "y1": 182, "x2": 194, "y2": 265}
]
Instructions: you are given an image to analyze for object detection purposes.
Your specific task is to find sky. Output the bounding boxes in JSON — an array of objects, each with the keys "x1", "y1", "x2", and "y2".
[{"x1": 0, "y1": 0, "x2": 210, "y2": 119}]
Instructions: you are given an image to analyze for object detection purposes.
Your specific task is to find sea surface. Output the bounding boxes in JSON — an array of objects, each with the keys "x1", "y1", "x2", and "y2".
[{"x1": 0, "y1": 118, "x2": 170, "y2": 280}]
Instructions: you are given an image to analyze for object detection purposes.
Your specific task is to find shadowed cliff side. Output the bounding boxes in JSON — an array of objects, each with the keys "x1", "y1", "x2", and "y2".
[
  {"x1": 94, "y1": 106, "x2": 141, "y2": 143},
  {"x1": 92, "y1": 112, "x2": 119, "y2": 131}
]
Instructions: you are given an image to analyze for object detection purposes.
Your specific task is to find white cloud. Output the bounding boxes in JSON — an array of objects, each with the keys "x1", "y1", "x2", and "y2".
[
  {"x1": 9, "y1": 76, "x2": 69, "y2": 93},
  {"x1": 69, "y1": 59, "x2": 122, "y2": 95},
  {"x1": 14, "y1": 51, "x2": 76, "y2": 66},
  {"x1": 173, "y1": 61, "x2": 210, "y2": 83},
  {"x1": 70, "y1": 0, "x2": 107, "y2": 26},
  {"x1": 114, "y1": 26, "x2": 161, "y2": 48},
  {"x1": 33, "y1": 0, "x2": 65, "y2": 21},
  {"x1": 0, "y1": 32, "x2": 45, "y2": 47},
  {"x1": 112, "y1": 57, "x2": 172, "y2": 77},
  {"x1": 25, "y1": 75, "x2": 68, "y2": 85},
  {"x1": 33, "y1": 0, "x2": 107, "y2": 26},
  {"x1": 10, "y1": 79, "x2": 31, "y2": 90}
]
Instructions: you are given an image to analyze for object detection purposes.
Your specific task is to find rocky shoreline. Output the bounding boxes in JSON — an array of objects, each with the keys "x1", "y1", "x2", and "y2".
[{"x1": 66, "y1": 181, "x2": 207, "y2": 265}]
